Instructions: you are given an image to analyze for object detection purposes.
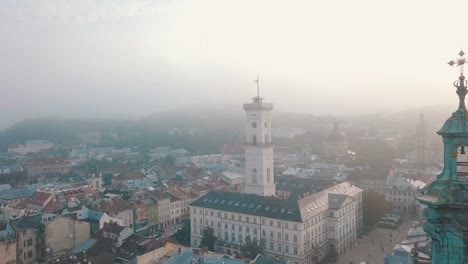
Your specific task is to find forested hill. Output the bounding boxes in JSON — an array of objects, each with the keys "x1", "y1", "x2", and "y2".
[
  {"x1": 0, "y1": 105, "x2": 451, "y2": 154},
  {"x1": 0, "y1": 107, "x2": 332, "y2": 154}
]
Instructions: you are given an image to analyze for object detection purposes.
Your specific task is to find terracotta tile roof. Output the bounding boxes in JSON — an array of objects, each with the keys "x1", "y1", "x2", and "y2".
[
  {"x1": 147, "y1": 190, "x2": 170, "y2": 201},
  {"x1": 27, "y1": 191, "x2": 53, "y2": 207},
  {"x1": 90, "y1": 198, "x2": 132, "y2": 215},
  {"x1": 165, "y1": 186, "x2": 189, "y2": 200},
  {"x1": 27, "y1": 157, "x2": 68, "y2": 166}
]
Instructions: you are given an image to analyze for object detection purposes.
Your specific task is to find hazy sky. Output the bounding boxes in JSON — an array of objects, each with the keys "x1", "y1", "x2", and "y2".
[{"x1": 1, "y1": 0, "x2": 467, "y2": 129}]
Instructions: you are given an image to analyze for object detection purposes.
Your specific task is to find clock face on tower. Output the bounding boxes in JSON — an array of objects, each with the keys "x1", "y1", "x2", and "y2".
[{"x1": 251, "y1": 122, "x2": 257, "y2": 128}]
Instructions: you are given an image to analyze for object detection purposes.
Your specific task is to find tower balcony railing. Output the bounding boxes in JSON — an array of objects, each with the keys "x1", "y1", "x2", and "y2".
[{"x1": 244, "y1": 142, "x2": 274, "y2": 147}]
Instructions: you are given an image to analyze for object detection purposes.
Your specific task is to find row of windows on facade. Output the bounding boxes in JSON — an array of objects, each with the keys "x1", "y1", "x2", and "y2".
[
  {"x1": 195, "y1": 225, "x2": 328, "y2": 247},
  {"x1": 250, "y1": 135, "x2": 270, "y2": 145},
  {"x1": 193, "y1": 212, "x2": 298, "y2": 230},
  {"x1": 388, "y1": 190, "x2": 417, "y2": 196},
  {"x1": 194, "y1": 223, "x2": 300, "y2": 243},
  {"x1": 171, "y1": 201, "x2": 190, "y2": 209},
  {"x1": 193, "y1": 209, "x2": 332, "y2": 231},
  {"x1": 392, "y1": 197, "x2": 416, "y2": 204},
  {"x1": 329, "y1": 222, "x2": 356, "y2": 239}
]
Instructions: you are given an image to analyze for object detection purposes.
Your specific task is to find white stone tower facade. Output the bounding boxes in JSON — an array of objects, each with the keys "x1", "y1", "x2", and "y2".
[{"x1": 243, "y1": 96, "x2": 275, "y2": 196}]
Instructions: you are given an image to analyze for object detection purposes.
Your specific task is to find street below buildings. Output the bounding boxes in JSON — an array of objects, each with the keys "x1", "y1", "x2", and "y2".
[
  {"x1": 160, "y1": 223, "x2": 183, "y2": 239},
  {"x1": 336, "y1": 219, "x2": 413, "y2": 264}
]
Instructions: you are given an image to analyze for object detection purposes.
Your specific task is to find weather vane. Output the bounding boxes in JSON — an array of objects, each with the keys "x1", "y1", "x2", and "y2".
[
  {"x1": 448, "y1": 50, "x2": 467, "y2": 75},
  {"x1": 448, "y1": 50, "x2": 468, "y2": 110}
]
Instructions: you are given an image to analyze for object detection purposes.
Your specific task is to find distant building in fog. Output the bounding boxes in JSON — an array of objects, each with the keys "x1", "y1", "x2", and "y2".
[
  {"x1": 323, "y1": 122, "x2": 348, "y2": 158},
  {"x1": 8, "y1": 140, "x2": 54, "y2": 155},
  {"x1": 406, "y1": 111, "x2": 436, "y2": 165}
]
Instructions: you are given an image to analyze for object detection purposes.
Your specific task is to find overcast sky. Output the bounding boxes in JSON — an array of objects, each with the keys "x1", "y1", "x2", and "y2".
[{"x1": 0, "y1": 0, "x2": 467, "y2": 129}]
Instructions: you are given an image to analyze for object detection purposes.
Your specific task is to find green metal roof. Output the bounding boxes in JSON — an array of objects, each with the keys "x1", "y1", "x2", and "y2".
[
  {"x1": 11, "y1": 215, "x2": 44, "y2": 230},
  {"x1": 191, "y1": 191, "x2": 302, "y2": 222},
  {"x1": 438, "y1": 108, "x2": 468, "y2": 135}
]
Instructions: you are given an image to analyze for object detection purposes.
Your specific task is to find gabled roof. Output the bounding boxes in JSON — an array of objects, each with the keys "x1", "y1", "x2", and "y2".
[
  {"x1": 90, "y1": 198, "x2": 132, "y2": 215},
  {"x1": 328, "y1": 193, "x2": 347, "y2": 209},
  {"x1": 27, "y1": 191, "x2": 53, "y2": 207}
]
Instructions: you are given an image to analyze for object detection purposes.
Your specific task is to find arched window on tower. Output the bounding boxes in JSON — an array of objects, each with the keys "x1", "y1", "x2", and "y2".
[
  {"x1": 457, "y1": 146, "x2": 468, "y2": 181},
  {"x1": 252, "y1": 168, "x2": 257, "y2": 184}
]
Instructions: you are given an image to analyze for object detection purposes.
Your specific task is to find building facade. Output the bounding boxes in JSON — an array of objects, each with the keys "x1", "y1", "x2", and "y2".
[
  {"x1": 43, "y1": 217, "x2": 90, "y2": 260},
  {"x1": 323, "y1": 122, "x2": 348, "y2": 158},
  {"x1": 27, "y1": 157, "x2": 70, "y2": 177},
  {"x1": 8, "y1": 140, "x2": 54, "y2": 155},
  {"x1": 190, "y1": 182, "x2": 362, "y2": 264}
]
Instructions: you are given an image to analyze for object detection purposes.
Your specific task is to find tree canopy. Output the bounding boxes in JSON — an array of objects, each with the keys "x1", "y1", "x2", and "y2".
[
  {"x1": 362, "y1": 191, "x2": 392, "y2": 228},
  {"x1": 175, "y1": 219, "x2": 191, "y2": 246},
  {"x1": 240, "y1": 235, "x2": 265, "y2": 260},
  {"x1": 200, "y1": 226, "x2": 217, "y2": 252}
]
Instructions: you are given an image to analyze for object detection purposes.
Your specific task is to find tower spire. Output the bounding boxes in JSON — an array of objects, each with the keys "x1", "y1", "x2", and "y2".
[{"x1": 448, "y1": 50, "x2": 468, "y2": 110}]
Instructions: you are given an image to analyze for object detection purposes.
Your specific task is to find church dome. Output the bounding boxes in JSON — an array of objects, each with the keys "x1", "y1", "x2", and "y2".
[{"x1": 326, "y1": 122, "x2": 346, "y2": 142}]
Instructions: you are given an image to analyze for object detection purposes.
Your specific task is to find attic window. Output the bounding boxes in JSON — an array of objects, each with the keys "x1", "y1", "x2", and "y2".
[
  {"x1": 234, "y1": 202, "x2": 240, "y2": 206},
  {"x1": 228, "y1": 201, "x2": 233, "y2": 205},
  {"x1": 257, "y1": 205, "x2": 262, "y2": 209},
  {"x1": 220, "y1": 200, "x2": 225, "y2": 204},
  {"x1": 287, "y1": 210, "x2": 293, "y2": 214},
  {"x1": 249, "y1": 204, "x2": 254, "y2": 208},
  {"x1": 265, "y1": 206, "x2": 270, "y2": 211},
  {"x1": 280, "y1": 208, "x2": 285, "y2": 213}
]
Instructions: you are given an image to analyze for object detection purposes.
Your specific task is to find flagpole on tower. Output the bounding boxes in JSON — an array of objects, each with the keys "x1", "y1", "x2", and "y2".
[
  {"x1": 256, "y1": 75, "x2": 260, "y2": 98},
  {"x1": 253, "y1": 75, "x2": 262, "y2": 103}
]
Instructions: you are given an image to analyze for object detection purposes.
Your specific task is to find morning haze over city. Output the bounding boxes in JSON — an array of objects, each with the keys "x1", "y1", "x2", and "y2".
[{"x1": 1, "y1": 1, "x2": 467, "y2": 264}]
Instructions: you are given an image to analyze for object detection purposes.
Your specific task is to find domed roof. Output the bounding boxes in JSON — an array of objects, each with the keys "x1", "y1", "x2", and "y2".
[{"x1": 326, "y1": 122, "x2": 346, "y2": 142}]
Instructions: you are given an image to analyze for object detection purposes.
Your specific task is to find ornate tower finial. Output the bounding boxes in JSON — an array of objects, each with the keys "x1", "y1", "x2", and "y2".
[
  {"x1": 252, "y1": 75, "x2": 263, "y2": 103},
  {"x1": 448, "y1": 50, "x2": 468, "y2": 110}
]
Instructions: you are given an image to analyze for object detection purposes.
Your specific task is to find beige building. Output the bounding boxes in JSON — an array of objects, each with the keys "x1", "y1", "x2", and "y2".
[
  {"x1": 27, "y1": 157, "x2": 69, "y2": 177},
  {"x1": 148, "y1": 190, "x2": 172, "y2": 230},
  {"x1": 190, "y1": 182, "x2": 362, "y2": 264},
  {"x1": 44, "y1": 216, "x2": 90, "y2": 259},
  {"x1": 12, "y1": 215, "x2": 46, "y2": 264},
  {"x1": 0, "y1": 239, "x2": 16, "y2": 264}
]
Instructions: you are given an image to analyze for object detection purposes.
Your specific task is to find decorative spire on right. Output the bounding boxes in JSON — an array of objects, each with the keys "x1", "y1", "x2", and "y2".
[{"x1": 448, "y1": 50, "x2": 468, "y2": 110}]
